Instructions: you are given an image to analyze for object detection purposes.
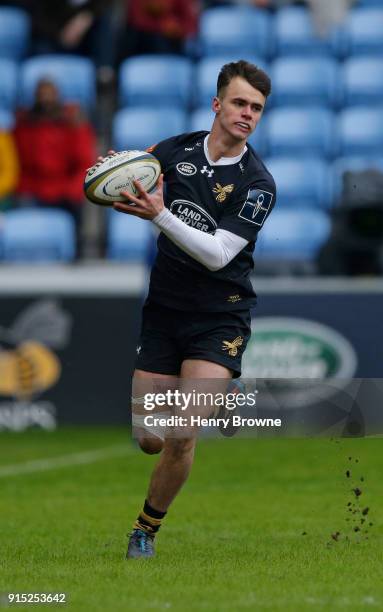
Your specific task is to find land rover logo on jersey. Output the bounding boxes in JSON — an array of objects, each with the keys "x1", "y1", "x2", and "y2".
[
  {"x1": 239, "y1": 188, "x2": 273, "y2": 226},
  {"x1": 176, "y1": 162, "x2": 197, "y2": 176},
  {"x1": 242, "y1": 317, "x2": 357, "y2": 408},
  {"x1": 170, "y1": 200, "x2": 217, "y2": 233}
]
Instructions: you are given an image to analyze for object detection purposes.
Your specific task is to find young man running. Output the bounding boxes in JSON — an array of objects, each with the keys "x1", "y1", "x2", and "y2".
[{"x1": 113, "y1": 60, "x2": 276, "y2": 558}]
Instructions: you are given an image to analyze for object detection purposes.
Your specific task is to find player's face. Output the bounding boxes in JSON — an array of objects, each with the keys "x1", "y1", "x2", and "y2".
[{"x1": 212, "y1": 76, "x2": 266, "y2": 142}]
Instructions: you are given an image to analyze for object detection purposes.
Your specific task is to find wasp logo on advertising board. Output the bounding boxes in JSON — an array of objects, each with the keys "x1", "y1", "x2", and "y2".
[{"x1": 0, "y1": 300, "x2": 72, "y2": 430}]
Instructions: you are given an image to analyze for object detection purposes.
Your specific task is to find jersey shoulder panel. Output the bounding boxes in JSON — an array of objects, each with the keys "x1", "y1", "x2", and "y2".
[
  {"x1": 217, "y1": 146, "x2": 277, "y2": 242},
  {"x1": 149, "y1": 131, "x2": 208, "y2": 171},
  {"x1": 244, "y1": 144, "x2": 276, "y2": 194}
]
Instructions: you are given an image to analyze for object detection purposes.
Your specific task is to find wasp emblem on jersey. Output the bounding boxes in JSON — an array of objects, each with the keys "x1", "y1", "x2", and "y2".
[
  {"x1": 213, "y1": 183, "x2": 234, "y2": 203},
  {"x1": 222, "y1": 336, "x2": 243, "y2": 357}
]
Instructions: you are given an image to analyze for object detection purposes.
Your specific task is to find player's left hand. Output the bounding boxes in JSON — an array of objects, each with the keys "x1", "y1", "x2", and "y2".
[{"x1": 113, "y1": 174, "x2": 165, "y2": 220}]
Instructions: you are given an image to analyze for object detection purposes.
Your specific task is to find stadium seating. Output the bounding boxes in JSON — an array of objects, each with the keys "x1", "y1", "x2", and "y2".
[
  {"x1": 0, "y1": 7, "x2": 30, "y2": 60},
  {"x1": 357, "y1": 0, "x2": 383, "y2": 5},
  {"x1": 256, "y1": 208, "x2": 331, "y2": 261},
  {"x1": 274, "y1": 7, "x2": 342, "y2": 57},
  {"x1": 200, "y1": 7, "x2": 272, "y2": 59},
  {"x1": 107, "y1": 210, "x2": 153, "y2": 261},
  {"x1": 265, "y1": 157, "x2": 333, "y2": 210},
  {"x1": 2, "y1": 209, "x2": 75, "y2": 262},
  {"x1": 189, "y1": 108, "x2": 215, "y2": 133},
  {"x1": 342, "y1": 57, "x2": 383, "y2": 107},
  {"x1": 270, "y1": 57, "x2": 341, "y2": 109},
  {"x1": 0, "y1": 109, "x2": 14, "y2": 131},
  {"x1": 195, "y1": 56, "x2": 268, "y2": 108},
  {"x1": 0, "y1": 59, "x2": 18, "y2": 112},
  {"x1": 119, "y1": 55, "x2": 193, "y2": 109},
  {"x1": 345, "y1": 8, "x2": 383, "y2": 55},
  {"x1": 332, "y1": 156, "x2": 383, "y2": 199},
  {"x1": 19, "y1": 55, "x2": 96, "y2": 111},
  {"x1": 338, "y1": 108, "x2": 383, "y2": 156},
  {"x1": 264, "y1": 108, "x2": 337, "y2": 159},
  {"x1": 112, "y1": 108, "x2": 187, "y2": 151}
]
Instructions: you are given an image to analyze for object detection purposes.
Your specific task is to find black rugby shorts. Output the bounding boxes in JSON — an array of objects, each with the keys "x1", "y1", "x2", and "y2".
[{"x1": 135, "y1": 302, "x2": 252, "y2": 378}]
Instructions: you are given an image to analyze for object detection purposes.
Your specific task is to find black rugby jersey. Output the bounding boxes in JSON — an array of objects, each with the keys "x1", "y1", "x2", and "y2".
[{"x1": 147, "y1": 130, "x2": 276, "y2": 312}]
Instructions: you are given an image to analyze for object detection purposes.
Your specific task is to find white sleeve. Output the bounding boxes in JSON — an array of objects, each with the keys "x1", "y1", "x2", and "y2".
[{"x1": 152, "y1": 208, "x2": 248, "y2": 271}]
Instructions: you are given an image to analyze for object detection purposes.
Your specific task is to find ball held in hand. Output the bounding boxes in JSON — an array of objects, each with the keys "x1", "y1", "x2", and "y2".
[{"x1": 84, "y1": 150, "x2": 161, "y2": 206}]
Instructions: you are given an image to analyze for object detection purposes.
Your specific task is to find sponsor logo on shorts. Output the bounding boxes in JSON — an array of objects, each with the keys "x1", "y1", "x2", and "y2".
[
  {"x1": 170, "y1": 200, "x2": 217, "y2": 233},
  {"x1": 227, "y1": 294, "x2": 242, "y2": 303},
  {"x1": 222, "y1": 336, "x2": 243, "y2": 357},
  {"x1": 176, "y1": 162, "x2": 197, "y2": 176}
]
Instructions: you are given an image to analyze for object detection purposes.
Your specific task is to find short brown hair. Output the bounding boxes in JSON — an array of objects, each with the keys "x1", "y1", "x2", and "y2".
[{"x1": 217, "y1": 60, "x2": 271, "y2": 99}]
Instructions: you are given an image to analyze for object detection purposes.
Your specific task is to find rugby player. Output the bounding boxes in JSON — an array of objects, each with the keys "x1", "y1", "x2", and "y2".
[{"x1": 113, "y1": 60, "x2": 276, "y2": 558}]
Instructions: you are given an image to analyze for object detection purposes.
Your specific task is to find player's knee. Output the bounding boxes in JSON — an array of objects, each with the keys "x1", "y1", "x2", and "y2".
[
  {"x1": 164, "y1": 437, "x2": 195, "y2": 460},
  {"x1": 138, "y1": 436, "x2": 164, "y2": 455}
]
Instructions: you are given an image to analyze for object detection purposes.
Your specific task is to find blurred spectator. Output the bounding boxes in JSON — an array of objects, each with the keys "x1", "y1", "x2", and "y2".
[
  {"x1": 203, "y1": 0, "x2": 355, "y2": 35},
  {"x1": 25, "y1": 1, "x2": 118, "y2": 78},
  {"x1": 305, "y1": 0, "x2": 356, "y2": 36},
  {"x1": 120, "y1": 0, "x2": 200, "y2": 59},
  {"x1": 13, "y1": 79, "x2": 96, "y2": 249},
  {"x1": 0, "y1": 129, "x2": 19, "y2": 211}
]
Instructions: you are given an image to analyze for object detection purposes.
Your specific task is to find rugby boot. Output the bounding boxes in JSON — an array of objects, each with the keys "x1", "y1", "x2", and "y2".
[{"x1": 126, "y1": 528, "x2": 155, "y2": 559}]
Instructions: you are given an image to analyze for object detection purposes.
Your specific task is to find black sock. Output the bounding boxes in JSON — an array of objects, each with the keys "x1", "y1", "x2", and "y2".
[{"x1": 133, "y1": 500, "x2": 167, "y2": 536}]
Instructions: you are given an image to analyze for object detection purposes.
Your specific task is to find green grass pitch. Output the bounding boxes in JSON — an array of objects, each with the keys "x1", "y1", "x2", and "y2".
[{"x1": 0, "y1": 427, "x2": 382, "y2": 611}]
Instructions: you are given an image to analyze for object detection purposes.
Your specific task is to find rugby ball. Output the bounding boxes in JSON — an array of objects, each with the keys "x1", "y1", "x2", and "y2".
[{"x1": 84, "y1": 150, "x2": 161, "y2": 206}]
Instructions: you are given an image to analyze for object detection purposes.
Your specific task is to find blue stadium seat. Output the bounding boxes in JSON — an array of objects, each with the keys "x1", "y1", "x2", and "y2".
[
  {"x1": 107, "y1": 210, "x2": 152, "y2": 261},
  {"x1": 189, "y1": 108, "x2": 215, "y2": 133},
  {"x1": 188, "y1": 107, "x2": 266, "y2": 155},
  {"x1": 270, "y1": 57, "x2": 340, "y2": 109},
  {"x1": 274, "y1": 7, "x2": 341, "y2": 57},
  {"x1": 195, "y1": 56, "x2": 269, "y2": 107},
  {"x1": 338, "y1": 108, "x2": 383, "y2": 156},
  {"x1": 256, "y1": 209, "x2": 331, "y2": 261},
  {"x1": 265, "y1": 157, "x2": 333, "y2": 209},
  {"x1": 332, "y1": 156, "x2": 383, "y2": 199},
  {"x1": 200, "y1": 7, "x2": 272, "y2": 58},
  {"x1": 3, "y1": 209, "x2": 75, "y2": 262},
  {"x1": 119, "y1": 55, "x2": 193, "y2": 109},
  {"x1": 0, "y1": 109, "x2": 14, "y2": 131},
  {"x1": 357, "y1": 0, "x2": 382, "y2": 5},
  {"x1": 345, "y1": 8, "x2": 383, "y2": 55},
  {"x1": 0, "y1": 59, "x2": 18, "y2": 111},
  {"x1": 0, "y1": 7, "x2": 30, "y2": 60},
  {"x1": 265, "y1": 108, "x2": 337, "y2": 159},
  {"x1": 20, "y1": 55, "x2": 96, "y2": 111},
  {"x1": 342, "y1": 58, "x2": 383, "y2": 107},
  {"x1": 113, "y1": 108, "x2": 187, "y2": 151}
]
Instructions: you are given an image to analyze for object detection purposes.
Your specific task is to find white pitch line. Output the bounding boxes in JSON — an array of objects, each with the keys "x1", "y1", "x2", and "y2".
[{"x1": 0, "y1": 444, "x2": 133, "y2": 478}]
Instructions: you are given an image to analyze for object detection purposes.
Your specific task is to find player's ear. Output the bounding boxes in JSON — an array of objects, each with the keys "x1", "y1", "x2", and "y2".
[{"x1": 212, "y1": 96, "x2": 221, "y2": 114}]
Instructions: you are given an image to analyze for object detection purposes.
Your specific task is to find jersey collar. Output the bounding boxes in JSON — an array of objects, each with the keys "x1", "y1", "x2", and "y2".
[{"x1": 203, "y1": 134, "x2": 247, "y2": 166}]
